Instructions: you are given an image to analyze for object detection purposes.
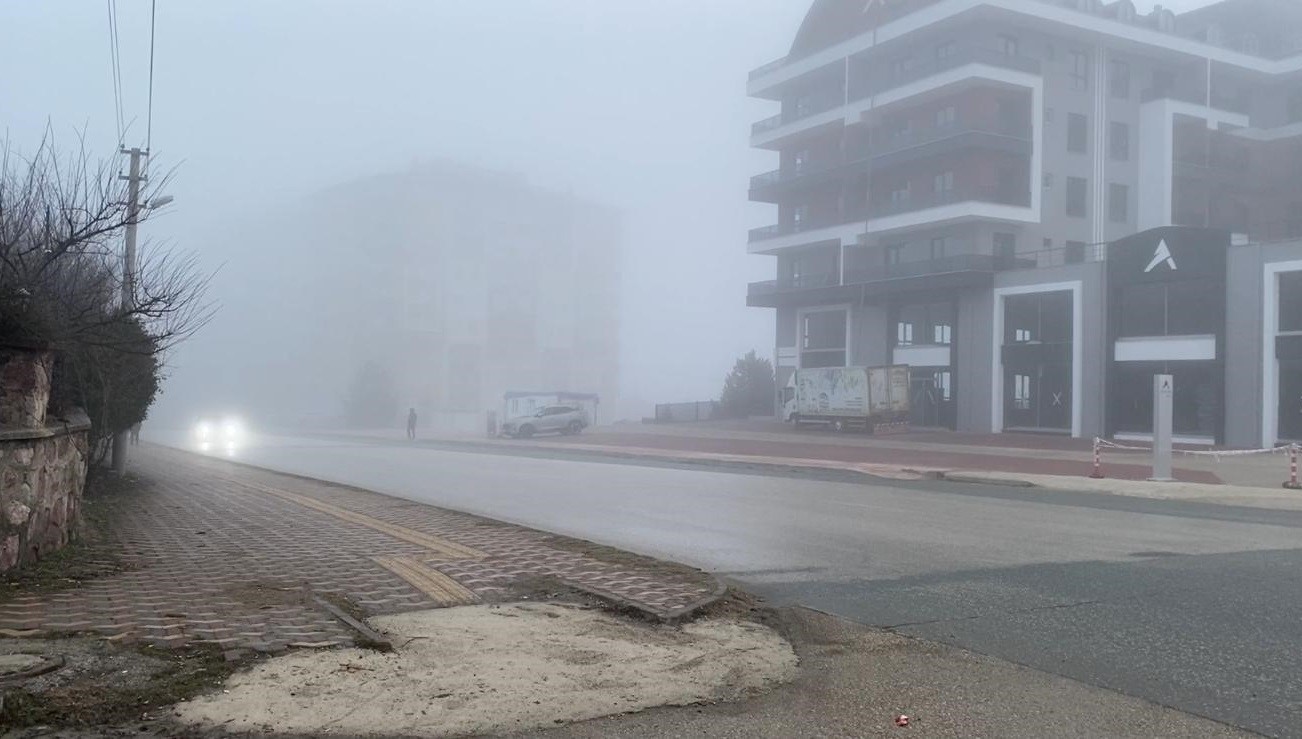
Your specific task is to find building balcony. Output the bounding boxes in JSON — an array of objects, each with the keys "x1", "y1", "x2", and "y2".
[
  {"x1": 751, "y1": 48, "x2": 1041, "y2": 148},
  {"x1": 747, "y1": 245, "x2": 1098, "y2": 308},
  {"x1": 748, "y1": 122, "x2": 1032, "y2": 203},
  {"x1": 747, "y1": 253, "x2": 1010, "y2": 308},
  {"x1": 751, "y1": 95, "x2": 844, "y2": 137},
  {"x1": 849, "y1": 48, "x2": 1041, "y2": 102}
]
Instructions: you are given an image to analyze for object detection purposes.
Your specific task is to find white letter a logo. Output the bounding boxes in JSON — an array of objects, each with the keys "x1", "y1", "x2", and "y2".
[{"x1": 1144, "y1": 239, "x2": 1178, "y2": 273}]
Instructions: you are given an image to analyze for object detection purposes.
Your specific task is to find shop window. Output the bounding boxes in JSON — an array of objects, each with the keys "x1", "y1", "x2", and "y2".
[
  {"x1": 1118, "y1": 283, "x2": 1167, "y2": 337},
  {"x1": 1119, "y1": 281, "x2": 1221, "y2": 337},
  {"x1": 1281, "y1": 271, "x2": 1302, "y2": 332},
  {"x1": 1005, "y1": 291, "x2": 1072, "y2": 344}
]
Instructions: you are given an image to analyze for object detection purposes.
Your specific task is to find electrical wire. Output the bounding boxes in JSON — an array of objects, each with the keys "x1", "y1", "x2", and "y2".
[
  {"x1": 146, "y1": 0, "x2": 156, "y2": 153},
  {"x1": 106, "y1": 0, "x2": 125, "y2": 146}
]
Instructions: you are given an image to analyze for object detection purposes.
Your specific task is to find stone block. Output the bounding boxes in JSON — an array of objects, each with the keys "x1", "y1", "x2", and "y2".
[{"x1": 3, "y1": 501, "x2": 30, "y2": 527}]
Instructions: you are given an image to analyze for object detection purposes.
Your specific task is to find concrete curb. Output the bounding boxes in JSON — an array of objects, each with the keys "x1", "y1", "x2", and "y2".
[{"x1": 564, "y1": 575, "x2": 731, "y2": 625}]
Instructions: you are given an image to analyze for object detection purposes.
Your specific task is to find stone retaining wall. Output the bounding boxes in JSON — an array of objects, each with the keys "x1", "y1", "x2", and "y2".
[{"x1": 0, "y1": 345, "x2": 91, "y2": 573}]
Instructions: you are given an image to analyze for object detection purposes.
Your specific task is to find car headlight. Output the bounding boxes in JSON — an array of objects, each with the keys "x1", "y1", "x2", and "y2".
[{"x1": 195, "y1": 422, "x2": 211, "y2": 441}]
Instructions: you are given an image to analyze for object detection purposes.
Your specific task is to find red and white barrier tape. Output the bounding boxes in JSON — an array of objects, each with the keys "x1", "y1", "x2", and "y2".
[{"x1": 1094, "y1": 438, "x2": 1299, "y2": 459}]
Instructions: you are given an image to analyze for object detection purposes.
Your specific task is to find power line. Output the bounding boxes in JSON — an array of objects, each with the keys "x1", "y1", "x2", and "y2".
[
  {"x1": 146, "y1": 0, "x2": 156, "y2": 153},
  {"x1": 106, "y1": 0, "x2": 125, "y2": 145}
]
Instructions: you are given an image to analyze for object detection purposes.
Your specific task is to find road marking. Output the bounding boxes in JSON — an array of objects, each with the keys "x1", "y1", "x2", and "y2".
[
  {"x1": 372, "y1": 556, "x2": 480, "y2": 606},
  {"x1": 234, "y1": 480, "x2": 486, "y2": 560}
]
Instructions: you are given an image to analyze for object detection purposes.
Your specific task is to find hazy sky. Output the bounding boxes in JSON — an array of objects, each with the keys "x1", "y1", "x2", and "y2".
[{"x1": 1, "y1": 0, "x2": 1219, "y2": 420}]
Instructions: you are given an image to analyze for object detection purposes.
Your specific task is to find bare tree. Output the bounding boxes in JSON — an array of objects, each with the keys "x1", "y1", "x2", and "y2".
[{"x1": 0, "y1": 129, "x2": 214, "y2": 462}]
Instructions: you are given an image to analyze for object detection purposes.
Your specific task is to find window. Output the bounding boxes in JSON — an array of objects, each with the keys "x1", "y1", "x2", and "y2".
[
  {"x1": 1109, "y1": 183, "x2": 1129, "y2": 223},
  {"x1": 793, "y1": 149, "x2": 810, "y2": 174},
  {"x1": 1282, "y1": 271, "x2": 1302, "y2": 332},
  {"x1": 897, "y1": 321, "x2": 914, "y2": 346},
  {"x1": 994, "y1": 232, "x2": 1017, "y2": 262},
  {"x1": 801, "y1": 310, "x2": 848, "y2": 368},
  {"x1": 1118, "y1": 281, "x2": 1222, "y2": 337},
  {"x1": 892, "y1": 56, "x2": 916, "y2": 79},
  {"x1": 929, "y1": 236, "x2": 948, "y2": 260},
  {"x1": 1067, "y1": 113, "x2": 1088, "y2": 153},
  {"x1": 1066, "y1": 177, "x2": 1088, "y2": 217},
  {"x1": 999, "y1": 34, "x2": 1019, "y2": 57},
  {"x1": 792, "y1": 204, "x2": 809, "y2": 229},
  {"x1": 1013, "y1": 375, "x2": 1032, "y2": 410},
  {"x1": 1070, "y1": 51, "x2": 1090, "y2": 91},
  {"x1": 935, "y1": 105, "x2": 957, "y2": 129},
  {"x1": 934, "y1": 321, "x2": 952, "y2": 345},
  {"x1": 794, "y1": 94, "x2": 814, "y2": 118},
  {"x1": 1044, "y1": 107, "x2": 1055, "y2": 124},
  {"x1": 1005, "y1": 291, "x2": 1073, "y2": 345},
  {"x1": 1110, "y1": 121, "x2": 1130, "y2": 161},
  {"x1": 895, "y1": 303, "x2": 954, "y2": 347},
  {"x1": 1065, "y1": 241, "x2": 1087, "y2": 263},
  {"x1": 933, "y1": 171, "x2": 954, "y2": 196},
  {"x1": 1109, "y1": 59, "x2": 1131, "y2": 99},
  {"x1": 886, "y1": 242, "x2": 906, "y2": 265},
  {"x1": 935, "y1": 40, "x2": 957, "y2": 61},
  {"x1": 890, "y1": 185, "x2": 910, "y2": 208},
  {"x1": 886, "y1": 115, "x2": 910, "y2": 140}
]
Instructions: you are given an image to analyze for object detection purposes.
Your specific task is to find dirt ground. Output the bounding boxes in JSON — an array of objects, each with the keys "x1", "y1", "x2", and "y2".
[{"x1": 170, "y1": 602, "x2": 797, "y2": 737}]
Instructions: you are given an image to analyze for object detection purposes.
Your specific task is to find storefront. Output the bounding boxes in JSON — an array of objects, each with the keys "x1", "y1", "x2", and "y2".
[
  {"x1": 1000, "y1": 290, "x2": 1073, "y2": 432},
  {"x1": 1106, "y1": 227, "x2": 1229, "y2": 443}
]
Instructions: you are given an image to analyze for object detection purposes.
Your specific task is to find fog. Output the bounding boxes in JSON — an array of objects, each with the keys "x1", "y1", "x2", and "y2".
[{"x1": 0, "y1": 0, "x2": 1219, "y2": 429}]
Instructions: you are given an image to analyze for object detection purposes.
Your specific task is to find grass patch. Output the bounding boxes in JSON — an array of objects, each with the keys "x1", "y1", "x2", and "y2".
[{"x1": 0, "y1": 644, "x2": 238, "y2": 730}]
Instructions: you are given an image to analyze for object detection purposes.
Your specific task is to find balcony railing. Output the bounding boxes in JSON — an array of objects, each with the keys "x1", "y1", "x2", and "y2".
[
  {"x1": 751, "y1": 48, "x2": 1040, "y2": 140},
  {"x1": 748, "y1": 246, "x2": 1102, "y2": 302},
  {"x1": 751, "y1": 95, "x2": 844, "y2": 136},
  {"x1": 750, "y1": 124, "x2": 1031, "y2": 196},
  {"x1": 851, "y1": 48, "x2": 1041, "y2": 101},
  {"x1": 747, "y1": 209, "x2": 868, "y2": 243}
]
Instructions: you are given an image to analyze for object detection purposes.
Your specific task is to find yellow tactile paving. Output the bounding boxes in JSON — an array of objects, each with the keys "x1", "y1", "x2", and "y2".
[
  {"x1": 233, "y1": 480, "x2": 486, "y2": 560},
  {"x1": 372, "y1": 556, "x2": 481, "y2": 606}
]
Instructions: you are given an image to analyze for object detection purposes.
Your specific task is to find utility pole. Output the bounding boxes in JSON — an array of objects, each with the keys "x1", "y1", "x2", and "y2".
[{"x1": 111, "y1": 147, "x2": 147, "y2": 476}]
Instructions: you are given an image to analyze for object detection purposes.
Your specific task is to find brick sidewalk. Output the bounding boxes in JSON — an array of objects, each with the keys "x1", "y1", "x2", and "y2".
[
  {"x1": 0, "y1": 446, "x2": 719, "y2": 653},
  {"x1": 542, "y1": 430, "x2": 1223, "y2": 484}
]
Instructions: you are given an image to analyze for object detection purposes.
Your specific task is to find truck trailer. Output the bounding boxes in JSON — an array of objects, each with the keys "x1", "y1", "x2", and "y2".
[{"x1": 781, "y1": 365, "x2": 911, "y2": 432}]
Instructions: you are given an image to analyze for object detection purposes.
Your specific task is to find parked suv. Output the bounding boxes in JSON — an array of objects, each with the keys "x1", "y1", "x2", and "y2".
[{"x1": 501, "y1": 405, "x2": 589, "y2": 438}]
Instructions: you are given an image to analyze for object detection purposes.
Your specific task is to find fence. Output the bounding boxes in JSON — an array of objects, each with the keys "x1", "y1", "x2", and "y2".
[{"x1": 653, "y1": 401, "x2": 722, "y2": 423}]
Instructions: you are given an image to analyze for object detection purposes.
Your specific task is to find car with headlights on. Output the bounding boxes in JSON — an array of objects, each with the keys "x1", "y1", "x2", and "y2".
[{"x1": 193, "y1": 417, "x2": 245, "y2": 453}]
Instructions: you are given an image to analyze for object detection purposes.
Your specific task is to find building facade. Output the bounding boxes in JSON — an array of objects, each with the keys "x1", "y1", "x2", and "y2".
[
  {"x1": 210, "y1": 162, "x2": 622, "y2": 432},
  {"x1": 747, "y1": 0, "x2": 1302, "y2": 447}
]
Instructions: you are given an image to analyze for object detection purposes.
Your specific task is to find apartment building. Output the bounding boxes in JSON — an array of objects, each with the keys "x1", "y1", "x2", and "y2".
[
  {"x1": 209, "y1": 162, "x2": 622, "y2": 432},
  {"x1": 747, "y1": 0, "x2": 1302, "y2": 446}
]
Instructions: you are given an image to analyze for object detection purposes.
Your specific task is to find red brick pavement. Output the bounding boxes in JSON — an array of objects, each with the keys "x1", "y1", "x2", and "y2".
[
  {"x1": 0, "y1": 446, "x2": 718, "y2": 653},
  {"x1": 547, "y1": 431, "x2": 1223, "y2": 484}
]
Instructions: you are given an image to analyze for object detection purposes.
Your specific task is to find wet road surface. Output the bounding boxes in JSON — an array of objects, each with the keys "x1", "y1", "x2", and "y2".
[{"x1": 159, "y1": 433, "x2": 1302, "y2": 737}]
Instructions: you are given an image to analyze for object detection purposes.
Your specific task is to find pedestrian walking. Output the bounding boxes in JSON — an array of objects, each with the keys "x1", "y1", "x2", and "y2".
[{"x1": 406, "y1": 407, "x2": 418, "y2": 441}]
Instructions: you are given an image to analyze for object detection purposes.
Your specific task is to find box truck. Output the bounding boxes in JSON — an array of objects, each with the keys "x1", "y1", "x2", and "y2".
[{"x1": 781, "y1": 365, "x2": 911, "y2": 432}]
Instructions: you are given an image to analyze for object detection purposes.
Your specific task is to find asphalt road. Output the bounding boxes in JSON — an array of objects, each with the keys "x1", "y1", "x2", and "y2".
[{"x1": 158, "y1": 432, "x2": 1302, "y2": 737}]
